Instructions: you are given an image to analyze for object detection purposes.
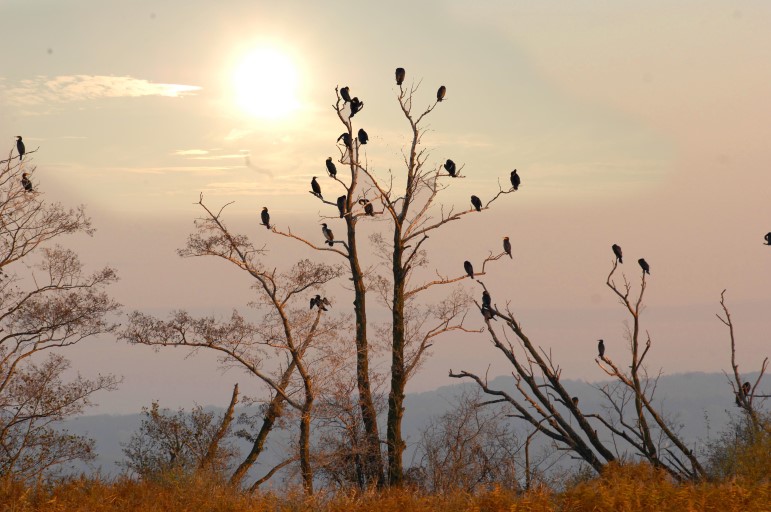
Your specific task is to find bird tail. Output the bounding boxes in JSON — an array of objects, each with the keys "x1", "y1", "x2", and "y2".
[
  {"x1": 508, "y1": 253, "x2": 513, "y2": 259},
  {"x1": 619, "y1": 257, "x2": 623, "y2": 264}
]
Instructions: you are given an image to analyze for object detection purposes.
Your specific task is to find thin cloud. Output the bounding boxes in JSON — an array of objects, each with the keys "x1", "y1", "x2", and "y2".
[
  {"x1": 224, "y1": 128, "x2": 253, "y2": 141},
  {"x1": 1, "y1": 75, "x2": 201, "y2": 106},
  {"x1": 173, "y1": 149, "x2": 209, "y2": 156}
]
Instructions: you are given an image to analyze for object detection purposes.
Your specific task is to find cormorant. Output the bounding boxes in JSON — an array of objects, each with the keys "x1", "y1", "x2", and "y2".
[
  {"x1": 742, "y1": 381, "x2": 751, "y2": 396},
  {"x1": 357, "y1": 128, "x2": 368, "y2": 145},
  {"x1": 340, "y1": 86, "x2": 351, "y2": 103},
  {"x1": 598, "y1": 339, "x2": 605, "y2": 358},
  {"x1": 358, "y1": 198, "x2": 374, "y2": 216},
  {"x1": 310, "y1": 294, "x2": 330, "y2": 311},
  {"x1": 482, "y1": 290, "x2": 491, "y2": 309},
  {"x1": 337, "y1": 132, "x2": 352, "y2": 149},
  {"x1": 471, "y1": 195, "x2": 482, "y2": 212},
  {"x1": 463, "y1": 260, "x2": 474, "y2": 279},
  {"x1": 437, "y1": 85, "x2": 446, "y2": 102},
  {"x1": 612, "y1": 244, "x2": 623, "y2": 264},
  {"x1": 638, "y1": 258, "x2": 650, "y2": 275},
  {"x1": 326, "y1": 157, "x2": 337, "y2": 178},
  {"x1": 395, "y1": 67, "x2": 405, "y2": 86},
  {"x1": 16, "y1": 136, "x2": 25, "y2": 161},
  {"x1": 444, "y1": 159, "x2": 456, "y2": 177},
  {"x1": 765, "y1": 233, "x2": 771, "y2": 245},
  {"x1": 311, "y1": 177, "x2": 322, "y2": 198},
  {"x1": 510, "y1": 169, "x2": 520, "y2": 190},
  {"x1": 481, "y1": 306, "x2": 496, "y2": 321},
  {"x1": 572, "y1": 397, "x2": 579, "y2": 406},
  {"x1": 260, "y1": 207, "x2": 270, "y2": 229},
  {"x1": 21, "y1": 173, "x2": 32, "y2": 192},
  {"x1": 336, "y1": 195, "x2": 346, "y2": 218},
  {"x1": 322, "y1": 223, "x2": 335, "y2": 246},
  {"x1": 349, "y1": 97, "x2": 363, "y2": 117},
  {"x1": 503, "y1": 237, "x2": 512, "y2": 259}
]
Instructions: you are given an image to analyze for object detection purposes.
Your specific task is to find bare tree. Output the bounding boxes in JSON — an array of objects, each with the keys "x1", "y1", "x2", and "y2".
[{"x1": 0, "y1": 146, "x2": 120, "y2": 480}]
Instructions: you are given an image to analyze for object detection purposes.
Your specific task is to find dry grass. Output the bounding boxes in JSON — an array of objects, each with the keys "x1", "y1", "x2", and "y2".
[{"x1": 1, "y1": 463, "x2": 769, "y2": 512}]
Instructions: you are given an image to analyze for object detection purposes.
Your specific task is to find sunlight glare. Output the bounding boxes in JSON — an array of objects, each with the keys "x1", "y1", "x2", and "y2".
[{"x1": 233, "y1": 47, "x2": 299, "y2": 120}]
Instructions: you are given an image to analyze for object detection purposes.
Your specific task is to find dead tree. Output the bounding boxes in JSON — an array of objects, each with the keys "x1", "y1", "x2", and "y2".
[{"x1": 122, "y1": 197, "x2": 346, "y2": 494}]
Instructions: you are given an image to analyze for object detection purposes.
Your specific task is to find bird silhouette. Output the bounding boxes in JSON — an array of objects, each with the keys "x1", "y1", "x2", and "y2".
[
  {"x1": 358, "y1": 198, "x2": 374, "y2": 216},
  {"x1": 638, "y1": 258, "x2": 650, "y2": 275},
  {"x1": 311, "y1": 177, "x2": 322, "y2": 198},
  {"x1": 16, "y1": 136, "x2": 25, "y2": 161},
  {"x1": 510, "y1": 169, "x2": 520, "y2": 190},
  {"x1": 326, "y1": 157, "x2": 337, "y2": 178},
  {"x1": 444, "y1": 159, "x2": 457, "y2": 177},
  {"x1": 340, "y1": 86, "x2": 351, "y2": 103},
  {"x1": 503, "y1": 237, "x2": 512, "y2": 259},
  {"x1": 482, "y1": 290, "x2": 491, "y2": 309},
  {"x1": 337, "y1": 132, "x2": 352, "y2": 149},
  {"x1": 336, "y1": 195, "x2": 346, "y2": 218},
  {"x1": 765, "y1": 233, "x2": 771, "y2": 246},
  {"x1": 349, "y1": 97, "x2": 363, "y2": 118},
  {"x1": 260, "y1": 207, "x2": 270, "y2": 229},
  {"x1": 21, "y1": 173, "x2": 32, "y2": 192},
  {"x1": 310, "y1": 294, "x2": 330, "y2": 311},
  {"x1": 572, "y1": 397, "x2": 579, "y2": 406},
  {"x1": 437, "y1": 85, "x2": 446, "y2": 102},
  {"x1": 598, "y1": 339, "x2": 605, "y2": 358},
  {"x1": 471, "y1": 195, "x2": 482, "y2": 212},
  {"x1": 322, "y1": 223, "x2": 335, "y2": 246},
  {"x1": 463, "y1": 260, "x2": 474, "y2": 279},
  {"x1": 395, "y1": 67, "x2": 405, "y2": 85},
  {"x1": 612, "y1": 244, "x2": 623, "y2": 264},
  {"x1": 357, "y1": 128, "x2": 368, "y2": 145}
]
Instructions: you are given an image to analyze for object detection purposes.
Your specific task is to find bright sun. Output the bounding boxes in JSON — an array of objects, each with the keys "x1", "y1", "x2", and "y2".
[{"x1": 233, "y1": 47, "x2": 300, "y2": 119}]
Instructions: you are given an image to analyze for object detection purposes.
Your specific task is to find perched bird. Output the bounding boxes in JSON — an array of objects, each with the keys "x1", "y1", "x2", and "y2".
[
  {"x1": 359, "y1": 198, "x2": 374, "y2": 216},
  {"x1": 337, "y1": 132, "x2": 352, "y2": 149},
  {"x1": 260, "y1": 207, "x2": 271, "y2": 229},
  {"x1": 765, "y1": 233, "x2": 771, "y2": 246},
  {"x1": 612, "y1": 244, "x2": 623, "y2": 264},
  {"x1": 349, "y1": 97, "x2": 364, "y2": 117},
  {"x1": 310, "y1": 294, "x2": 330, "y2": 311},
  {"x1": 742, "y1": 381, "x2": 751, "y2": 396},
  {"x1": 510, "y1": 169, "x2": 520, "y2": 190},
  {"x1": 503, "y1": 237, "x2": 512, "y2": 259},
  {"x1": 311, "y1": 177, "x2": 322, "y2": 198},
  {"x1": 395, "y1": 67, "x2": 405, "y2": 86},
  {"x1": 321, "y1": 223, "x2": 335, "y2": 246},
  {"x1": 336, "y1": 195, "x2": 346, "y2": 218},
  {"x1": 638, "y1": 258, "x2": 650, "y2": 275},
  {"x1": 471, "y1": 195, "x2": 482, "y2": 212},
  {"x1": 21, "y1": 173, "x2": 32, "y2": 192},
  {"x1": 463, "y1": 260, "x2": 474, "y2": 279},
  {"x1": 482, "y1": 290, "x2": 491, "y2": 309},
  {"x1": 16, "y1": 136, "x2": 25, "y2": 161},
  {"x1": 481, "y1": 306, "x2": 496, "y2": 321},
  {"x1": 340, "y1": 86, "x2": 351, "y2": 103},
  {"x1": 437, "y1": 85, "x2": 446, "y2": 102},
  {"x1": 357, "y1": 128, "x2": 368, "y2": 145},
  {"x1": 444, "y1": 159, "x2": 457, "y2": 177},
  {"x1": 572, "y1": 397, "x2": 579, "y2": 406},
  {"x1": 597, "y1": 339, "x2": 605, "y2": 358},
  {"x1": 326, "y1": 157, "x2": 337, "y2": 178}
]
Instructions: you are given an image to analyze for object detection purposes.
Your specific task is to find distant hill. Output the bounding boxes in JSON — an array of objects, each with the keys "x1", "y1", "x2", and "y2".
[{"x1": 65, "y1": 371, "x2": 756, "y2": 480}]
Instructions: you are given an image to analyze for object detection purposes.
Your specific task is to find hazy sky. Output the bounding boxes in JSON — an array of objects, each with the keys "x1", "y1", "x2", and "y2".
[{"x1": 1, "y1": 0, "x2": 769, "y2": 414}]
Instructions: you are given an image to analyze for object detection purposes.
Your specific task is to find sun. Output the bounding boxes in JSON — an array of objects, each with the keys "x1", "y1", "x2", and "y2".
[{"x1": 233, "y1": 47, "x2": 300, "y2": 119}]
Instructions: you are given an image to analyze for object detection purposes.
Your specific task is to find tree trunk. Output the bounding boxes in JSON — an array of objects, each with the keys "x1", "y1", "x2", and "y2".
[
  {"x1": 387, "y1": 241, "x2": 407, "y2": 486},
  {"x1": 299, "y1": 402, "x2": 314, "y2": 494}
]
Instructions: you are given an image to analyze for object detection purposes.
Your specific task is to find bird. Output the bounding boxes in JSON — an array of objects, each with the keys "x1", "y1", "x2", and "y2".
[
  {"x1": 437, "y1": 85, "x2": 446, "y2": 102},
  {"x1": 357, "y1": 128, "x2": 368, "y2": 145},
  {"x1": 597, "y1": 339, "x2": 605, "y2": 358},
  {"x1": 340, "y1": 86, "x2": 351, "y2": 103},
  {"x1": 260, "y1": 207, "x2": 270, "y2": 229},
  {"x1": 359, "y1": 198, "x2": 374, "y2": 216},
  {"x1": 481, "y1": 306, "x2": 496, "y2": 321},
  {"x1": 337, "y1": 132, "x2": 352, "y2": 149},
  {"x1": 349, "y1": 97, "x2": 364, "y2": 117},
  {"x1": 21, "y1": 173, "x2": 32, "y2": 192},
  {"x1": 765, "y1": 233, "x2": 771, "y2": 245},
  {"x1": 503, "y1": 237, "x2": 512, "y2": 259},
  {"x1": 321, "y1": 223, "x2": 335, "y2": 246},
  {"x1": 742, "y1": 381, "x2": 751, "y2": 396},
  {"x1": 471, "y1": 195, "x2": 482, "y2": 212},
  {"x1": 395, "y1": 67, "x2": 405, "y2": 86},
  {"x1": 612, "y1": 244, "x2": 623, "y2": 264},
  {"x1": 444, "y1": 159, "x2": 457, "y2": 177},
  {"x1": 311, "y1": 177, "x2": 322, "y2": 198},
  {"x1": 310, "y1": 294, "x2": 330, "y2": 311},
  {"x1": 336, "y1": 195, "x2": 346, "y2": 218},
  {"x1": 16, "y1": 136, "x2": 25, "y2": 161},
  {"x1": 482, "y1": 290, "x2": 491, "y2": 309},
  {"x1": 326, "y1": 157, "x2": 337, "y2": 178},
  {"x1": 572, "y1": 397, "x2": 579, "y2": 406},
  {"x1": 638, "y1": 258, "x2": 650, "y2": 275},
  {"x1": 510, "y1": 169, "x2": 520, "y2": 190},
  {"x1": 463, "y1": 260, "x2": 474, "y2": 279}
]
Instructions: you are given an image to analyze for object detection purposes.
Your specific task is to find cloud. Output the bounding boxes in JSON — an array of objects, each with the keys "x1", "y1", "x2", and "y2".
[
  {"x1": 224, "y1": 128, "x2": 253, "y2": 141},
  {"x1": 173, "y1": 149, "x2": 210, "y2": 156},
  {"x1": 0, "y1": 75, "x2": 201, "y2": 106}
]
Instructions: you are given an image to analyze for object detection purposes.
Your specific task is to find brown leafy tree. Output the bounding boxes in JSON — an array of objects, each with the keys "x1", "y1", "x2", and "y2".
[{"x1": 0, "y1": 146, "x2": 120, "y2": 481}]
